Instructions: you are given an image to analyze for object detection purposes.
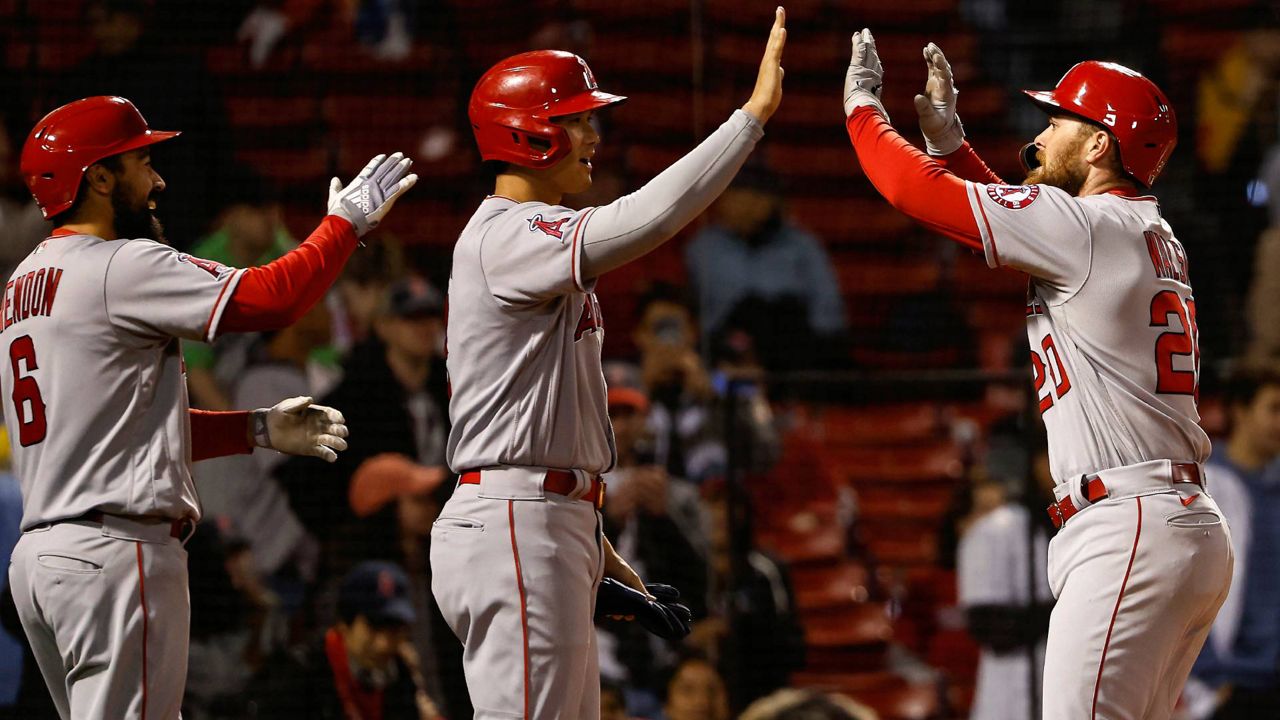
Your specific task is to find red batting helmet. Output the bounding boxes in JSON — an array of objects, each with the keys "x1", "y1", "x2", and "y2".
[
  {"x1": 1021, "y1": 61, "x2": 1176, "y2": 187},
  {"x1": 20, "y1": 96, "x2": 180, "y2": 219},
  {"x1": 468, "y1": 50, "x2": 626, "y2": 170}
]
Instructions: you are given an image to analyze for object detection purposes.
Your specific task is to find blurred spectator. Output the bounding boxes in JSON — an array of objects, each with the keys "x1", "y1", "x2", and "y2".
[
  {"x1": 248, "y1": 561, "x2": 441, "y2": 719},
  {"x1": 1186, "y1": 362, "x2": 1280, "y2": 719},
  {"x1": 600, "y1": 678, "x2": 630, "y2": 720},
  {"x1": 696, "y1": 484, "x2": 805, "y2": 709},
  {"x1": 957, "y1": 445, "x2": 1054, "y2": 720},
  {"x1": 685, "y1": 162, "x2": 847, "y2": 373},
  {"x1": 184, "y1": 520, "x2": 288, "y2": 720},
  {"x1": 274, "y1": 278, "x2": 467, "y2": 716},
  {"x1": 277, "y1": 277, "x2": 448, "y2": 567},
  {"x1": 1246, "y1": 145, "x2": 1280, "y2": 361},
  {"x1": 0, "y1": 428, "x2": 24, "y2": 713},
  {"x1": 663, "y1": 654, "x2": 730, "y2": 720},
  {"x1": 182, "y1": 172, "x2": 317, "y2": 410},
  {"x1": 629, "y1": 285, "x2": 731, "y2": 483},
  {"x1": 192, "y1": 303, "x2": 329, "y2": 594},
  {"x1": 738, "y1": 688, "x2": 878, "y2": 720},
  {"x1": 347, "y1": 455, "x2": 468, "y2": 719},
  {"x1": 597, "y1": 386, "x2": 709, "y2": 700},
  {"x1": 331, "y1": 240, "x2": 407, "y2": 354},
  {"x1": 57, "y1": 0, "x2": 235, "y2": 248},
  {"x1": 0, "y1": 114, "x2": 48, "y2": 283}
]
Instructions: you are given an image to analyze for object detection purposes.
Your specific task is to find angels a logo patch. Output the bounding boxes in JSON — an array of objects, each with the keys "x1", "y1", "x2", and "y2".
[
  {"x1": 987, "y1": 184, "x2": 1040, "y2": 210},
  {"x1": 528, "y1": 214, "x2": 568, "y2": 239},
  {"x1": 176, "y1": 253, "x2": 234, "y2": 280}
]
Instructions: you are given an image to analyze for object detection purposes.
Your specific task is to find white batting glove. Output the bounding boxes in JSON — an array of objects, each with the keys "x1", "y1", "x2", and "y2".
[
  {"x1": 914, "y1": 43, "x2": 965, "y2": 156},
  {"x1": 252, "y1": 396, "x2": 349, "y2": 463},
  {"x1": 844, "y1": 28, "x2": 888, "y2": 121},
  {"x1": 327, "y1": 152, "x2": 418, "y2": 237}
]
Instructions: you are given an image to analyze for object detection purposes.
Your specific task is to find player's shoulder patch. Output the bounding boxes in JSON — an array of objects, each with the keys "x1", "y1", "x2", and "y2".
[
  {"x1": 175, "y1": 253, "x2": 235, "y2": 281},
  {"x1": 528, "y1": 213, "x2": 569, "y2": 240},
  {"x1": 986, "y1": 184, "x2": 1041, "y2": 210}
]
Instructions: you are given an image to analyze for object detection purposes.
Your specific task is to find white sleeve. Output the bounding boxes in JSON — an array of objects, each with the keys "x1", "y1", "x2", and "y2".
[
  {"x1": 104, "y1": 240, "x2": 244, "y2": 342},
  {"x1": 965, "y1": 181, "x2": 1093, "y2": 295},
  {"x1": 480, "y1": 205, "x2": 595, "y2": 306}
]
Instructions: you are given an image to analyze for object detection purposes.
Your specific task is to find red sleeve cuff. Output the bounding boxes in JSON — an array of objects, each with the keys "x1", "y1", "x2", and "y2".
[{"x1": 190, "y1": 409, "x2": 252, "y2": 462}]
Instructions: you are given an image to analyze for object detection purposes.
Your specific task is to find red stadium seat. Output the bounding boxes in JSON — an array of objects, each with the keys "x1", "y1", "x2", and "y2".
[
  {"x1": 857, "y1": 482, "x2": 954, "y2": 521},
  {"x1": 788, "y1": 196, "x2": 916, "y2": 246},
  {"x1": 813, "y1": 404, "x2": 943, "y2": 446},
  {"x1": 835, "y1": 255, "x2": 942, "y2": 296},
  {"x1": 828, "y1": 441, "x2": 965, "y2": 484},
  {"x1": 791, "y1": 561, "x2": 874, "y2": 610},
  {"x1": 803, "y1": 602, "x2": 895, "y2": 647}
]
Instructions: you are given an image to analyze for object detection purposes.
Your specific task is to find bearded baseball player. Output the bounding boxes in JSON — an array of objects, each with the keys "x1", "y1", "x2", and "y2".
[
  {"x1": 3, "y1": 95, "x2": 416, "y2": 719},
  {"x1": 842, "y1": 31, "x2": 1233, "y2": 720},
  {"x1": 429, "y1": 9, "x2": 785, "y2": 719}
]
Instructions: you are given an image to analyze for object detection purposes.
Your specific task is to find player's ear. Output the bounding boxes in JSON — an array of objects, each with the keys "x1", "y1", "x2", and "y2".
[
  {"x1": 1084, "y1": 130, "x2": 1112, "y2": 166},
  {"x1": 84, "y1": 162, "x2": 116, "y2": 196}
]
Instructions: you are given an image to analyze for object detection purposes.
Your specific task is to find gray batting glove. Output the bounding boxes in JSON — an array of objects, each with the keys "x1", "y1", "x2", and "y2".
[
  {"x1": 252, "y1": 396, "x2": 349, "y2": 463},
  {"x1": 844, "y1": 28, "x2": 888, "y2": 121},
  {"x1": 327, "y1": 152, "x2": 418, "y2": 237},
  {"x1": 914, "y1": 43, "x2": 965, "y2": 156}
]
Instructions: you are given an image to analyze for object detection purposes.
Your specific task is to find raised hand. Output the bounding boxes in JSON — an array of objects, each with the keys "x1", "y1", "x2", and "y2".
[
  {"x1": 844, "y1": 27, "x2": 887, "y2": 120},
  {"x1": 326, "y1": 152, "x2": 418, "y2": 237},
  {"x1": 252, "y1": 396, "x2": 349, "y2": 463},
  {"x1": 914, "y1": 43, "x2": 965, "y2": 155},
  {"x1": 741, "y1": 7, "x2": 787, "y2": 124}
]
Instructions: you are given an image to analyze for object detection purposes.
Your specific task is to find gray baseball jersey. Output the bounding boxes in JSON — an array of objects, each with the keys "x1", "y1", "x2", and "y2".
[
  {"x1": 445, "y1": 196, "x2": 614, "y2": 474},
  {"x1": 0, "y1": 233, "x2": 243, "y2": 530},
  {"x1": 966, "y1": 184, "x2": 1210, "y2": 482}
]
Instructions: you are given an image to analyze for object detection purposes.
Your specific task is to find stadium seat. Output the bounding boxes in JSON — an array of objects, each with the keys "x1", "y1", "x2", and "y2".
[
  {"x1": 787, "y1": 196, "x2": 916, "y2": 246},
  {"x1": 791, "y1": 561, "x2": 874, "y2": 611},
  {"x1": 812, "y1": 403, "x2": 943, "y2": 446},
  {"x1": 803, "y1": 601, "x2": 895, "y2": 648}
]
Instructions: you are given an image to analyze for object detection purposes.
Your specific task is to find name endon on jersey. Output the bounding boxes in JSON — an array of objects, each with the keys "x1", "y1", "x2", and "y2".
[{"x1": 2, "y1": 267, "x2": 63, "y2": 330}]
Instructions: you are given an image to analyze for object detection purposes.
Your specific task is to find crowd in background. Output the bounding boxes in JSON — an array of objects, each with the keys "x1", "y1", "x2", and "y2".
[{"x1": 1, "y1": 1, "x2": 1280, "y2": 719}]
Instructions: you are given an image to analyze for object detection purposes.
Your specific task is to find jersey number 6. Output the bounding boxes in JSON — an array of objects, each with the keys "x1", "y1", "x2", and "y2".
[
  {"x1": 8, "y1": 335, "x2": 47, "y2": 447},
  {"x1": 1150, "y1": 290, "x2": 1199, "y2": 398}
]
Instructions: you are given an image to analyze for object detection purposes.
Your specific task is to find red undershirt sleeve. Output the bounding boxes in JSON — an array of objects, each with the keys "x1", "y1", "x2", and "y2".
[
  {"x1": 190, "y1": 409, "x2": 252, "y2": 461},
  {"x1": 216, "y1": 215, "x2": 358, "y2": 336},
  {"x1": 934, "y1": 141, "x2": 1006, "y2": 185},
  {"x1": 844, "y1": 108, "x2": 983, "y2": 251}
]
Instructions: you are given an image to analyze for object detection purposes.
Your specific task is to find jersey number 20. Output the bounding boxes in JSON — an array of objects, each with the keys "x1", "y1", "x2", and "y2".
[
  {"x1": 8, "y1": 335, "x2": 47, "y2": 446},
  {"x1": 1150, "y1": 290, "x2": 1199, "y2": 398}
]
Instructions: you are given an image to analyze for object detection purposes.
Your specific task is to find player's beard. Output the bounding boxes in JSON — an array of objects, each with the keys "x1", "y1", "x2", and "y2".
[
  {"x1": 1024, "y1": 135, "x2": 1090, "y2": 196},
  {"x1": 112, "y1": 186, "x2": 166, "y2": 244}
]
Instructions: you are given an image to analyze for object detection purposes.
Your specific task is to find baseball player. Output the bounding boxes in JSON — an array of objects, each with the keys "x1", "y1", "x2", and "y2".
[
  {"x1": 3, "y1": 95, "x2": 416, "y2": 720},
  {"x1": 430, "y1": 9, "x2": 786, "y2": 719},
  {"x1": 842, "y1": 32, "x2": 1234, "y2": 720}
]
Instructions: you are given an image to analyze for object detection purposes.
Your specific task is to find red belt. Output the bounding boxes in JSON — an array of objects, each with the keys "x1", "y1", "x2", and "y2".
[
  {"x1": 458, "y1": 470, "x2": 606, "y2": 509},
  {"x1": 1047, "y1": 461, "x2": 1204, "y2": 530},
  {"x1": 83, "y1": 510, "x2": 195, "y2": 540}
]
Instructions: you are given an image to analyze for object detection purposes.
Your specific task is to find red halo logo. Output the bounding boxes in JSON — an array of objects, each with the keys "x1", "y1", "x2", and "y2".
[{"x1": 987, "y1": 184, "x2": 1041, "y2": 210}]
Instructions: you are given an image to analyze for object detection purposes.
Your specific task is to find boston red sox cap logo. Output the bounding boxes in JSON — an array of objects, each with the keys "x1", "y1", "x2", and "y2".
[
  {"x1": 529, "y1": 214, "x2": 568, "y2": 239},
  {"x1": 987, "y1": 184, "x2": 1041, "y2": 210}
]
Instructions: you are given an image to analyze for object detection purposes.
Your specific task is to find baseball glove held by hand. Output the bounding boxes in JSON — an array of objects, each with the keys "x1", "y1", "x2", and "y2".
[{"x1": 595, "y1": 578, "x2": 693, "y2": 640}]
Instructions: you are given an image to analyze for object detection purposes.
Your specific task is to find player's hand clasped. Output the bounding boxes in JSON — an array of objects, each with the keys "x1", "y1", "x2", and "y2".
[
  {"x1": 595, "y1": 578, "x2": 693, "y2": 640},
  {"x1": 914, "y1": 43, "x2": 965, "y2": 155},
  {"x1": 252, "y1": 396, "x2": 349, "y2": 463},
  {"x1": 844, "y1": 28, "x2": 887, "y2": 120},
  {"x1": 327, "y1": 152, "x2": 418, "y2": 237},
  {"x1": 741, "y1": 7, "x2": 787, "y2": 125}
]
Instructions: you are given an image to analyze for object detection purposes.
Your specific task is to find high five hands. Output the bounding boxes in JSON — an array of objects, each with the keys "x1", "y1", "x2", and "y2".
[{"x1": 742, "y1": 7, "x2": 787, "y2": 125}]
